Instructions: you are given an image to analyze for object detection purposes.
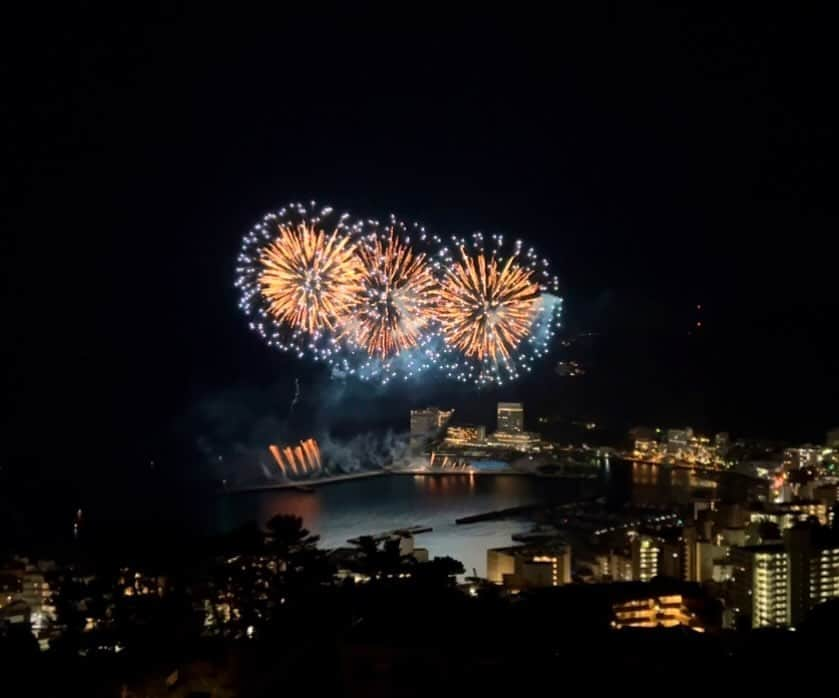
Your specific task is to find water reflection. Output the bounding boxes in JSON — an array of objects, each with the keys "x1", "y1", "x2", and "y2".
[
  {"x1": 630, "y1": 461, "x2": 718, "y2": 508},
  {"x1": 219, "y1": 474, "x2": 585, "y2": 576}
]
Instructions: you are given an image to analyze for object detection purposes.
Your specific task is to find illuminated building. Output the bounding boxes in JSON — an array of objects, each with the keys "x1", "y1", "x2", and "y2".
[
  {"x1": 666, "y1": 427, "x2": 693, "y2": 450},
  {"x1": 658, "y1": 541, "x2": 683, "y2": 579},
  {"x1": 783, "y1": 445, "x2": 823, "y2": 470},
  {"x1": 496, "y1": 402, "x2": 524, "y2": 434},
  {"x1": 409, "y1": 406, "x2": 454, "y2": 450},
  {"x1": 0, "y1": 558, "x2": 57, "y2": 650},
  {"x1": 683, "y1": 525, "x2": 728, "y2": 583},
  {"x1": 444, "y1": 424, "x2": 486, "y2": 445},
  {"x1": 596, "y1": 551, "x2": 632, "y2": 582},
  {"x1": 612, "y1": 594, "x2": 701, "y2": 630},
  {"x1": 730, "y1": 544, "x2": 789, "y2": 628},
  {"x1": 489, "y1": 430, "x2": 541, "y2": 451},
  {"x1": 633, "y1": 438, "x2": 658, "y2": 460},
  {"x1": 785, "y1": 524, "x2": 839, "y2": 626},
  {"x1": 487, "y1": 544, "x2": 571, "y2": 589},
  {"x1": 827, "y1": 427, "x2": 839, "y2": 449},
  {"x1": 631, "y1": 536, "x2": 660, "y2": 581},
  {"x1": 749, "y1": 500, "x2": 830, "y2": 529},
  {"x1": 729, "y1": 524, "x2": 839, "y2": 628}
]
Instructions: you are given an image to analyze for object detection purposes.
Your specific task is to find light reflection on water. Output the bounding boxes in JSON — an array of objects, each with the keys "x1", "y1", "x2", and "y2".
[{"x1": 218, "y1": 474, "x2": 585, "y2": 577}]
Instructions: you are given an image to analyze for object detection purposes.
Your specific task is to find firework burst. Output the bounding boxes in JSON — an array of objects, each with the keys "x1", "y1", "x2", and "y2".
[
  {"x1": 236, "y1": 206, "x2": 562, "y2": 385},
  {"x1": 345, "y1": 226, "x2": 438, "y2": 358},
  {"x1": 259, "y1": 222, "x2": 362, "y2": 334},
  {"x1": 437, "y1": 249, "x2": 539, "y2": 361},
  {"x1": 235, "y1": 203, "x2": 365, "y2": 359},
  {"x1": 329, "y1": 217, "x2": 444, "y2": 382},
  {"x1": 436, "y1": 233, "x2": 562, "y2": 384}
]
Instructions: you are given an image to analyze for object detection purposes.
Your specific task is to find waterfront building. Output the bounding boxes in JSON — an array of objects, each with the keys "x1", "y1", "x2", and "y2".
[
  {"x1": 488, "y1": 430, "x2": 541, "y2": 451},
  {"x1": 633, "y1": 438, "x2": 658, "y2": 460},
  {"x1": 496, "y1": 402, "x2": 524, "y2": 434},
  {"x1": 409, "y1": 407, "x2": 454, "y2": 451},
  {"x1": 444, "y1": 424, "x2": 486, "y2": 445},
  {"x1": 667, "y1": 427, "x2": 693, "y2": 448}
]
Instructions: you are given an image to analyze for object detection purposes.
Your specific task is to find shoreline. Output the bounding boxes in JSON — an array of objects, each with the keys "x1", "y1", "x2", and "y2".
[
  {"x1": 220, "y1": 469, "x2": 386, "y2": 494},
  {"x1": 220, "y1": 467, "x2": 599, "y2": 495}
]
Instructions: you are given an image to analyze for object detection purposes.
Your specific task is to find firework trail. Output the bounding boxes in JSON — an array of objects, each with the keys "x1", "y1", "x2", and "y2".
[{"x1": 288, "y1": 377, "x2": 300, "y2": 416}]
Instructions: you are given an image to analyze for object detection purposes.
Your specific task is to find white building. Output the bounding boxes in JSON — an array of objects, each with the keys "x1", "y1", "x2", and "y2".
[{"x1": 496, "y1": 402, "x2": 524, "y2": 434}]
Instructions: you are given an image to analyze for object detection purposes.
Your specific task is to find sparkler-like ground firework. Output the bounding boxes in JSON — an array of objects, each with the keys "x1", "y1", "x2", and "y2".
[{"x1": 236, "y1": 204, "x2": 562, "y2": 385}]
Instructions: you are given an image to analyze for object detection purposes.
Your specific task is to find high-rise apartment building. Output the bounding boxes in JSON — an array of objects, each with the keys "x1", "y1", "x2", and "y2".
[
  {"x1": 729, "y1": 524, "x2": 839, "y2": 628},
  {"x1": 631, "y1": 536, "x2": 660, "y2": 582}
]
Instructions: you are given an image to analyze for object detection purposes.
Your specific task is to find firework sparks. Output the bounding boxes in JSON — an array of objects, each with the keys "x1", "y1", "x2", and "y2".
[
  {"x1": 237, "y1": 206, "x2": 563, "y2": 385},
  {"x1": 235, "y1": 203, "x2": 365, "y2": 360},
  {"x1": 268, "y1": 438, "x2": 323, "y2": 479},
  {"x1": 435, "y1": 233, "x2": 562, "y2": 385},
  {"x1": 345, "y1": 229, "x2": 438, "y2": 358},
  {"x1": 258, "y1": 221, "x2": 362, "y2": 335},
  {"x1": 436, "y1": 248, "x2": 539, "y2": 362}
]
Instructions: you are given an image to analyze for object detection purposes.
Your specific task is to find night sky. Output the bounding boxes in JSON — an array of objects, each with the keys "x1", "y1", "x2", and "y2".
[{"x1": 4, "y1": 6, "x2": 838, "y2": 489}]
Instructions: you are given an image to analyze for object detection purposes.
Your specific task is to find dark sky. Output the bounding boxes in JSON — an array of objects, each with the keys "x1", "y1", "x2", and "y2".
[{"x1": 3, "y1": 5, "x2": 838, "y2": 486}]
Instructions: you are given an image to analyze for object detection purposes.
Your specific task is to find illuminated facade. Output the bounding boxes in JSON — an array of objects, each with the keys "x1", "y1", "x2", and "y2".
[
  {"x1": 444, "y1": 424, "x2": 486, "y2": 445},
  {"x1": 409, "y1": 406, "x2": 454, "y2": 450},
  {"x1": 782, "y1": 446, "x2": 823, "y2": 470},
  {"x1": 633, "y1": 438, "x2": 657, "y2": 459},
  {"x1": 612, "y1": 594, "x2": 700, "y2": 630},
  {"x1": 729, "y1": 525, "x2": 839, "y2": 628},
  {"x1": 631, "y1": 426, "x2": 726, "y2": 466},
  {"x1": 596, "y1": 551, "x2": 633, "y2": 582},
  {"x1": 489, "y1": 430, "x2": 541, "y2": 451},
  {"x1": 631, "y1": 536, "x2": 660, "y2": 582},
  {"x1": 487, "y1": 544, "x2": 571, "y2": 589},
  {"x1": 749, "y1": 501, "x2": 830, "y2": 529},
  {"x1": 812, "y1": 547, "x2": 839, "y2": 605},
  {"x1": 730, "y1": 544, "x2": 789, "y2": 628},
  {"x1": 497, "y1": 402, "x2": 524, "y2": 434}
]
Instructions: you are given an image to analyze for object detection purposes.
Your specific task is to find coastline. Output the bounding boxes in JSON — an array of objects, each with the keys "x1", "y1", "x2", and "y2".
[{"x1": 220, "y1": 466, "x2": 599, "y2": 495}]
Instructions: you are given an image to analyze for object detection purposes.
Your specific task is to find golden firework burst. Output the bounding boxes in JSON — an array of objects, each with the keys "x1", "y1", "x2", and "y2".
[
  {"x1": 258, "y1": 222, "x2": 363, "y2": 335},
  {"x1": 436, "y1": 248, "x2": 539, "y2": 361},
  {"x1": 346, "y1": 231, "x2": 438, "y2": 358}
]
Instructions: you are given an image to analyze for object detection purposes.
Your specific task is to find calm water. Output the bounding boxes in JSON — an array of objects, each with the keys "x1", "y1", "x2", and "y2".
[{"x1": 216, "y1": 474, "x2": 591, "y2": 577}]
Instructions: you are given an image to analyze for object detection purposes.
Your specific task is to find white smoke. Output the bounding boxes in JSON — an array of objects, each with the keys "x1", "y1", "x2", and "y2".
[{"x1": 318, "y1": 430, "x2": 409, "y2": 473}]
